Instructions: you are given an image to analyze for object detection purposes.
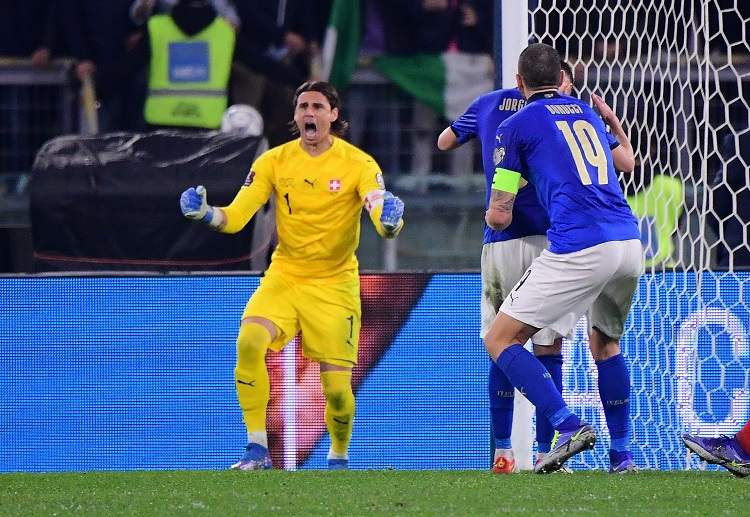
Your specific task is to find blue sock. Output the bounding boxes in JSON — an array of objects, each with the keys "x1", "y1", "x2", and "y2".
[
  {"x1": 596, "y1": 354, "x2": 631, "y2": 454},
  {"x1": 609, "y1": 449, "x2": 632, "y2": 466},
  {"x1": 488, "y1": 361, "x2": 514, "y2": 450},
  {"x1": 496, "y1": 344, "x2": 578, "y2": 431},
  {"x1": 536, "y1": 354, "x2": 563, "y2": 453}
]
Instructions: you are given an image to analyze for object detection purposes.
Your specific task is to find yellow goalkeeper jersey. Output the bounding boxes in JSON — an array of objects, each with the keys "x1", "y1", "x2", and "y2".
[{"x1": 219, "y1": 137, "x2": 397, "y2": 279}]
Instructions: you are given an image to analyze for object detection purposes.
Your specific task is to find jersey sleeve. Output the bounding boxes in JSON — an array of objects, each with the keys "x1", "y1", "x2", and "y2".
[
  {"x1": 605, "y1": 130, "x2": 620, "y2": 150},
  {"x1": 495, "y1": 120, "x2": 524, "y2": 178},
  {"x1": 450, "y1": 97, "x2": 480, "y2": 145},
  {"x1": 356, "y1": 157, "x2": 384, "y2": 199},
  {"x1": 218, "y1": 150, "x2": 274, "y2": 234}
]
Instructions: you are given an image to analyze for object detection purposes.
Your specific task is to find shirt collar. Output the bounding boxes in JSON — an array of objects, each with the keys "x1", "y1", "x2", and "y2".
[{"x1": 528, "y1": 90, "x2": 560, "y2": 103}]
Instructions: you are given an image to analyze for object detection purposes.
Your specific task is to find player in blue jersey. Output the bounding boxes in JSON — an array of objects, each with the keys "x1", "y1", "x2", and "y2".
[
  {"x1": 483, "y1": 43, "x2": 642, "y2": 474},
  {"x1": 439, "y1": 62, "x2": 635, "y2": 473},
  {"x1": 438, "y1": 64, "x2": 572, "y2": 474}
]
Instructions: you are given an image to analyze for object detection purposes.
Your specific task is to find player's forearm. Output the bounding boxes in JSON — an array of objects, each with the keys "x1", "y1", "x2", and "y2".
[
  {"x1": 485, "y1": 208, "x2": 512, "y2": 231},
  {"x1": 610, "y1": 123, "x2": 635, "y2": 173},
  {"x1": 592, "y1": 94, "x2": 635, "y2": 173},
  {"x1": 217, "y1": 187, "x2": 266, "y2": 234},
  {"x1": 217, "y1": 203, "x2": 259, "y2": 234},
  {"x1": 485, "y1": 181, "x2": 517, "y2": 231},
  {"x1": 437, "y1": 127, "x2": 460, "y2": 151}
]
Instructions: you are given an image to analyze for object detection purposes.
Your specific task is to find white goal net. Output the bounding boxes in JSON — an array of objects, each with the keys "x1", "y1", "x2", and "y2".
[{"x1": 510, "y1": 0, "x2": 750, "y2": 470}]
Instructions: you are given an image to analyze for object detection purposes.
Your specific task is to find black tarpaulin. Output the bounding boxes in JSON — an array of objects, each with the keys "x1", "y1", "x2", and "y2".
[{"x1": 30, "y1": 131, "x2": 271, "y2": 271}]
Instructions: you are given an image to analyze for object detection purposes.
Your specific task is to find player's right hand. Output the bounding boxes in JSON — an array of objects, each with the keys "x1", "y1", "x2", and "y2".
[{"x1": 180, "y1": 185, "x2": 214, "y2": 224}]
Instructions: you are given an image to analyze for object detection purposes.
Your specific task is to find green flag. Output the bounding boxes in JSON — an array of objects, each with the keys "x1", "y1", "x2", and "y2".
[
  {"x1": 321, "y1": 0, "x2": 493, "y2": 118},
  {"x1": 375, "y1": 52, "x2": 494, "y2": 119},
  {"x1": 321, "y1": 0, "x2": 361, "y2": 89}
]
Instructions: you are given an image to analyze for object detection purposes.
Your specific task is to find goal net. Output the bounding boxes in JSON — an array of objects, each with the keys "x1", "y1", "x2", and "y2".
[{"x1": 509, "y1": 0, "x2": 750, "y2": 470}]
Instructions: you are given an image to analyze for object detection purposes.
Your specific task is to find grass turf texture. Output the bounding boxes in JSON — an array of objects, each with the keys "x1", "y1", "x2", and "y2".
[{"x1": 2, "y1": 470, "x2": 747, "y2": 516}]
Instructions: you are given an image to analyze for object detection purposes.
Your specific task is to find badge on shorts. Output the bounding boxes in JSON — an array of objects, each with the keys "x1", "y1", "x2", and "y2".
[
  {"x1": 494, "y1": 147, "x2": 506, "y2": 165},
  {"x1": 244, "y1": 170, "x2": 256, "y2": 186},
  {"x1": 329, "y1": 179, "x2": 342, "y2": 192},
  {"x1": 375, "y1": 172, "x2": 385, "y2": 189}
]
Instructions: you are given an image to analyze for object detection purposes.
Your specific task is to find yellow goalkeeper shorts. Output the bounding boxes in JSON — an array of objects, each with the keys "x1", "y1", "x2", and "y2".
[{"x1": 241, "y1": 269, "x2": 361, "y2": 366}]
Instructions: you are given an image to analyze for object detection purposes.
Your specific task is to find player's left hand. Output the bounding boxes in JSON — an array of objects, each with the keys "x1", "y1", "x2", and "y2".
[{"x1": 380, "y1": 191, "x2": 404, "y2": 232}]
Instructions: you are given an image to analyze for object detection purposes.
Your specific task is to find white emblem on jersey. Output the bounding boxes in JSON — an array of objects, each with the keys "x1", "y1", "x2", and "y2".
[{"x1": 494, "y1": 147, "x2": 506, "y2": 165}]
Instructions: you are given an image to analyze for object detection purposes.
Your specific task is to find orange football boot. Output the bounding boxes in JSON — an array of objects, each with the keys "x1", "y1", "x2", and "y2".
[{"x1": 491, "y1": 455, "x2": 517, "y2": 474}]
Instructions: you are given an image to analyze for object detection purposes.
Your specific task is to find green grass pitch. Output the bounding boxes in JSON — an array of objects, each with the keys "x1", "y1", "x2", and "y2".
[{"x1": 2, "y1": 470, "x2": 747, "y2": 516}]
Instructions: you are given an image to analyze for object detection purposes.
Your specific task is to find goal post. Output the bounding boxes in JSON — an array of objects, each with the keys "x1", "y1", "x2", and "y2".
[
  {"x1": 491, "y1": 0, "x2": 537, "y2": 472},
  {"x1": 501, "y1": 0, "x2": 750, "y2": 470}
]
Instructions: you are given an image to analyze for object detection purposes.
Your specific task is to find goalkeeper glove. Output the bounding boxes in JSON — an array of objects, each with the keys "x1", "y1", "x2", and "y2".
[
  {"x1": 380, "y1": 191, "x2": 404, "y2": 234},
  {"x1": 180, "y1": 185, "x2": 222, "y2": 228}
]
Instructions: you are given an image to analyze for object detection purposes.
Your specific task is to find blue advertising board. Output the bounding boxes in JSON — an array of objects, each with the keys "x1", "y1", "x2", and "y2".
[{"x1": 1, "y1": 273, "x2": 748, "y2": 471}]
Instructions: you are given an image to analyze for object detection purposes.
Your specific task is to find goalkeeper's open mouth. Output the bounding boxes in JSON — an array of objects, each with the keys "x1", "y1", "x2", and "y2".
[{"x1": 303, "y1": 122, "x2": 317, "y2": 139}]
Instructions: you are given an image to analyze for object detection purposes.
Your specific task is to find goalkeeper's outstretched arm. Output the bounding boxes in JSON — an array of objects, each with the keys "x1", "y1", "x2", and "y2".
[{"x1": 364, "y1": 189, "x2": 404, "y2": 238}]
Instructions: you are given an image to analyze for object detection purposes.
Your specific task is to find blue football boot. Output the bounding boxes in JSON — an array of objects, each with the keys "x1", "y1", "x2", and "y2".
[
  {"x1": 230, "y1": 443, "x2": 272, "y2": 471},
  {"x1": 534, "y1": 423, "x2": 597, "y2": 474},
  {"x1": 682, "y1": 434, "x2": 750, "y2": 478},
  {"x1": 609, "y1": 451, "x2": 639, "y2": 474},
  {"x1": 327, "y1": 458, "x2": 349, "y2": 470}
]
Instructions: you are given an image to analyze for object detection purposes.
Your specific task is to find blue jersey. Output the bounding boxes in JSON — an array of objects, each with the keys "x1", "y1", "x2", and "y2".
[
  {"x1": 451, "y1": 88, "x2": 549, "y2": 244},
  {"x1": 495, "y1": 92, "x2": 639, "y2": 254}
]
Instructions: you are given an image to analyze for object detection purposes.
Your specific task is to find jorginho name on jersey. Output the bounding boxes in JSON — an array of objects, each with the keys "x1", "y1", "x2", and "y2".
[
  {"x1": 450, "y1": 88, "x2": 549, "y2": 244},
  {"x1": 495, "y1": 92, "x2": 639, "y2": 254}
]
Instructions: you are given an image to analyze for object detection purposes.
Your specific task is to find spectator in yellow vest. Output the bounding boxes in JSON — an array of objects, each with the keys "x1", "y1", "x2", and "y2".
[{"x1": 124, "y1": 0, "x2": 305, "y2": 131}]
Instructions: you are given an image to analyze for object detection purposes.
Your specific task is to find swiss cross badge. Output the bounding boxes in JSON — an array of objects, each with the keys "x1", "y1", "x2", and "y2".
[{"x1": 328, "y1": 179, "x2": 342, "y2": 192}]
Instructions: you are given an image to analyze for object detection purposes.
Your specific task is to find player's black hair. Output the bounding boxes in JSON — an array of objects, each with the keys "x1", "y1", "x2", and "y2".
[
  {"x1": 290, "y1": 81, "x2": 349, "y2": 137},
  {"x1": 560, "y1": 61, "x2": 574, "y2": 84},
  {"x1": 518, "y1": 43, "x2": 562, "y2": 90}
]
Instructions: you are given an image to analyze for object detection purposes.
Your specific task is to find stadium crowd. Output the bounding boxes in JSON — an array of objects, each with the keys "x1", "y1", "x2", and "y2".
[
  {"x1": 1, "y1": 1, "x2": 747, "y2": 180},
  {"x1": 0, "y1": 1, "x2": 492, "y2": 143}
]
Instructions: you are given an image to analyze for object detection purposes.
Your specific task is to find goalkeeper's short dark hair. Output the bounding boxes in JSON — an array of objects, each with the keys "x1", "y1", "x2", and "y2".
[
  {"x1": 518, "y1": 43, "x2": 562, "y2": 89},
  {"x1": 290, "y1": 81, "x2": 349, "y2": 137}
]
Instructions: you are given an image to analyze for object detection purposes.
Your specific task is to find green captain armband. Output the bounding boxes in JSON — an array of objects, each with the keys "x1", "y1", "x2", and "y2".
[{"x1": 492, "y1": 168, "x2": 522, "y2": 194}]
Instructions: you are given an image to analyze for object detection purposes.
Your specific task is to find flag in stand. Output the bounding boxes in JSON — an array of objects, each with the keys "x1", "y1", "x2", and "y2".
[
  {"x1": 321, "y1": 0, "x2": 493, "y2": 119},
  {"x1": 374, "y1": 52, "x2": 494, "y2": 120},
  {"x1": 321, "y1": 0, "x2": 362, "y2": 90}
]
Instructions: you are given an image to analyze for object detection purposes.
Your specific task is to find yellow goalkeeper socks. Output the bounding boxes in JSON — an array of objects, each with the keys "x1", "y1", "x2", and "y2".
[
  {"x1": 234, "y1": 322, "x2": 272, "y2": 438},
  {"x1": 321, "y1": 370, "x2": 355, "y2": 458}
]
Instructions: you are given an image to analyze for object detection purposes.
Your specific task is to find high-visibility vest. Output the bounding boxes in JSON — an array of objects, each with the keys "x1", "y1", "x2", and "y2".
[
  {"x1": 144, "y1": 15, "x2": 235, "y2": 128},
  {"x1": 626, "y1": 174, "x2": 684, "y2": 268}
]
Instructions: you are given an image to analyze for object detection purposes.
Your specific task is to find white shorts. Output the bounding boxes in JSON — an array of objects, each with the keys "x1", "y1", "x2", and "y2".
[
  {"x1": 480, "y1": 235, "x2": 560, "y2": 345},
  {"x1": 499, "y1": 239, "x2": 643, "y2": 339}
]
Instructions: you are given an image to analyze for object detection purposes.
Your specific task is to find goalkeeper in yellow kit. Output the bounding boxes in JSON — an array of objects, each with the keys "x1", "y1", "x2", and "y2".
[{"x1": 179, "y1": 81, "x2": 405, "y2": 470}]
